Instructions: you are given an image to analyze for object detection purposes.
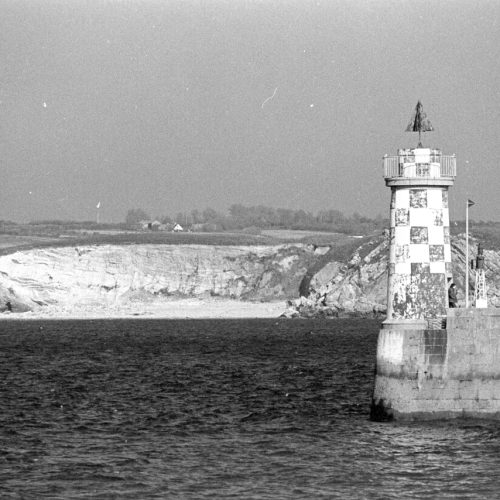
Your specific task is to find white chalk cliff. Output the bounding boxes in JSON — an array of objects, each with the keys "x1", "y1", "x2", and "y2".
[
  {"x1": 0, "y1": 244, "x2": 318, "y2": 314},
  {"x1": 1, "y1": 234, "x2": 498, "y2": 317}
]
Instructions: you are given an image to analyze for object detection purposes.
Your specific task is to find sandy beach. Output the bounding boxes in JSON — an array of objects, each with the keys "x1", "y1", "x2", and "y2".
[{"x1": 1, "y1": 299, "x2": 287, "y2": 320}]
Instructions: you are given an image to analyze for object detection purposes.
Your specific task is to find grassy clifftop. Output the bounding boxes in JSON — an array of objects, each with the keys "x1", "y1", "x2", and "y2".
[{"x1": 0, "y1": 228, "x2": 361, "y2": 256}]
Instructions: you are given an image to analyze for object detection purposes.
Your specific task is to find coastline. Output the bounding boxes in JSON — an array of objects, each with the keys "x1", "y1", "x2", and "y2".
[{"x1": 0, "y1": 298, "x2": 287, "y2": 320}]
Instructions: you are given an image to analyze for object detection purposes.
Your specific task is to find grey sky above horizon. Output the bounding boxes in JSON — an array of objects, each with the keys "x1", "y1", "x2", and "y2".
[{"x1": 1, "y1": 0, "x2": 499, "y2": 223}]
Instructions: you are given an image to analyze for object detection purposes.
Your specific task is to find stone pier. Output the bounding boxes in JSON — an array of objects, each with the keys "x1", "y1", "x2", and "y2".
[{"x1": 371, "y1": 308, "x2": 500, "y2": 420}]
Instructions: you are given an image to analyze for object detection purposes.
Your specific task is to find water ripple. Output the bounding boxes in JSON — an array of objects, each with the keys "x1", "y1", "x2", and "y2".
[{"x1": 1, "y1": 318, "x2": 500, "y2": 498}]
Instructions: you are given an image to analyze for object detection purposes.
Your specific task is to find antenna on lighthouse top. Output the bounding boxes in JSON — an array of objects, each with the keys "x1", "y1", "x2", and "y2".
[{"x1": 406, "y1": 100, "x2": 434, "y2": 147}]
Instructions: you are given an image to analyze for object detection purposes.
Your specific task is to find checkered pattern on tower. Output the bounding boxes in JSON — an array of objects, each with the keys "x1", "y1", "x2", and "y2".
[{"x1": 388, "y1": 187, "x2": 451, "y2": 320}]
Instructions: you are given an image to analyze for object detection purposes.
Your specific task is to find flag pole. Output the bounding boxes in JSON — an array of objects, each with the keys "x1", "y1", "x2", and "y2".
[{"x1": 465, "y1": 200, "x2": 469, "y2": 308}]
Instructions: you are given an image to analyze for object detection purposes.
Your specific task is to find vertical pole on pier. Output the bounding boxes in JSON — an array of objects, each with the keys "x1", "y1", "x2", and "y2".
[
  {"x1": 465, "y1": 200, "x2": 469, "y2": 308},
  {"x1": 465, "y1": 199, "x2": 474, "y2": 308}
]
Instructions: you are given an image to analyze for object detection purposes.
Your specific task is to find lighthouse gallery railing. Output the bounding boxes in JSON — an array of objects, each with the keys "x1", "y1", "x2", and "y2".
[{"x1": 383, "y1": 154, "x2": 457, "y2": 179}]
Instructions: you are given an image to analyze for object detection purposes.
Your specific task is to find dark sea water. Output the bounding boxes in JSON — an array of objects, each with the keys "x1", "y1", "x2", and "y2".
[{"x1": 1, "y1": 318, "x2": 500, "y2": 499}]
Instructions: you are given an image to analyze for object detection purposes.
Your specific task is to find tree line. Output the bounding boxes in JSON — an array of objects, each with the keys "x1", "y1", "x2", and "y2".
[{"x1": 125, "y1": 205, "x2": 388, "y2": 235}]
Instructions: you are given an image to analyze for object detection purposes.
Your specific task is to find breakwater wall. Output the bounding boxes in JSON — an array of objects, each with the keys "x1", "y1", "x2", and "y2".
[{"x1": 371, "y1": 308, "x2": 500, "y2": 420}]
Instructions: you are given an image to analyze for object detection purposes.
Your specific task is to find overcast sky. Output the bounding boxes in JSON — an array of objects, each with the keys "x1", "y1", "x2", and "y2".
[{"x1": 1, "y1": 0, "x2": 499, "y2": 223}]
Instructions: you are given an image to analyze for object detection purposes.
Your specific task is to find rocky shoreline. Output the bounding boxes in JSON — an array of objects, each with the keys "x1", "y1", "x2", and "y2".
[{"x1": 280, "y1": 296, "x2": 386, "y2": 319}]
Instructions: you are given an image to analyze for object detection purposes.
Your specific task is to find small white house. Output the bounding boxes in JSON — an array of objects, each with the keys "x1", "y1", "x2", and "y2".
[{"x1": 172, "y1": 223, "x2": 184, "y2": 232}]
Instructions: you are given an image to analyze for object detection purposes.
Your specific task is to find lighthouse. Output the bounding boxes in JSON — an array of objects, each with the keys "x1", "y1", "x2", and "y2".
[
  {"x1": 384, "y1": 102, "x2": 456, "y2": 324},
  {"x1": 371, "y1": 102, "x2": 500, "y2": 421}
]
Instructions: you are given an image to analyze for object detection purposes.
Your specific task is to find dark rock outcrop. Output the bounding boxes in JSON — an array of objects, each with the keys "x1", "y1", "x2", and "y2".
[{"x1": 285, "y1": 233, "x2": 500, "y2": 318}]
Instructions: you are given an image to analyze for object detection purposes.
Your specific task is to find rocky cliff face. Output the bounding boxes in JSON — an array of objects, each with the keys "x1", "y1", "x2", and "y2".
[
  {"x1": 287, "y1": 234, "x2": 389, "y2": 317},
  {"x1": 1, "y1": 235, "x2": 498, "y2": 316},
  {"x1": 0, "y1": 244, "x2": 321, "y2": 313},
  {"x1": 287, "y1": 233, "x2": 500, "y2": 318}
]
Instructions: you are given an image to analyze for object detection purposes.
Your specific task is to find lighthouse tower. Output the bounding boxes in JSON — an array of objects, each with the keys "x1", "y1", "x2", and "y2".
[
  {"x1": 384, "y1": 102, "x2": 456, "y2": 323},
  {"x1": 372, "y1": 103, "x2": 500, "y2": 421}
]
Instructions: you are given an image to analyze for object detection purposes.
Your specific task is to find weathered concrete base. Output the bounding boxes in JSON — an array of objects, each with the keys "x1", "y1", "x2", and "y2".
[{"x1": 371, "y1": 308, "x2": 500, "y2": 421}]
